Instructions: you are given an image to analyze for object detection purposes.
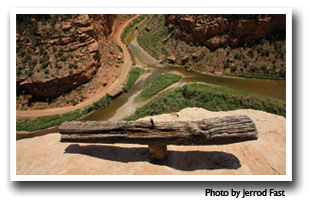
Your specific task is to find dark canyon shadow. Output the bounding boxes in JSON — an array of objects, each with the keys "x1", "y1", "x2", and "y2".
[{"x1": 64, "y1": 144, "x2": 241, "y2": 171}]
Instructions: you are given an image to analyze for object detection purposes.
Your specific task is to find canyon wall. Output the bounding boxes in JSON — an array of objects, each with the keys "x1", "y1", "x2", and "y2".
[
  {"x1": 16, "y1": 14, "x2": 116, "y2": 100},
  {"x1": 165, "y1": 14, "x2": 286, "y2": 51}
]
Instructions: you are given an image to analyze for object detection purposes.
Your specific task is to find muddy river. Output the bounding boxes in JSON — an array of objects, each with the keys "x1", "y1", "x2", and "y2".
[{"x1": 84, "y1": 27, "x2": 285, "y2": 121}]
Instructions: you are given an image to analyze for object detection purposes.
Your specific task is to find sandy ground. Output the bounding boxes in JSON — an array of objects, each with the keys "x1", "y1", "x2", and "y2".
[
  {"x1": 16, "y1": 15, "x2": 137, "y2": 118},
  {"x1": 16, "y1": 108, "x2": 286, "y2": 175},
  {"x1": 109, "y1": 79, "x2": 185, "y2": 121}
]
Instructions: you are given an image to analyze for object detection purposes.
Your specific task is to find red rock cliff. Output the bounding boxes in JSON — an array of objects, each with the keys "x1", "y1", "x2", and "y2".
[
  {"x1": 16, "y1": 14, "x2": 116, "y2": 99},
  {"x1": 165, "y1": 14, "x2": 286, "y2": 51}
]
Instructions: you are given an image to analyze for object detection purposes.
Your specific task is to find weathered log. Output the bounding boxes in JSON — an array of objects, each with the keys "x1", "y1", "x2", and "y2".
[
  {"x1": 59, "y1": 115, "x2": 258, "y2": 145},
  {"x1": 148, "y1": 145, "x2": 168, "y2": 160}
]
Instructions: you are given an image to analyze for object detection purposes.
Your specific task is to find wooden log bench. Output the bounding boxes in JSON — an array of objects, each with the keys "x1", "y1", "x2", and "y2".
[{"x1": 59, "y1": 115, "x2": 258, "y2": 161}]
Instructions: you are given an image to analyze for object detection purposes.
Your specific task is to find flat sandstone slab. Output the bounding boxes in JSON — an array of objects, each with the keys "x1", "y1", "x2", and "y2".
[{"x1": 16, "y1": 108, "x2": 286, "y2": 175}]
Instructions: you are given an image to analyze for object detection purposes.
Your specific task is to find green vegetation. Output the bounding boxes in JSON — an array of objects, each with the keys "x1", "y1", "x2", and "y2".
[
  {"x1": 16, "y1": 95, "x2": 112, "y2": 132},
  {"x1": 161, "y1": 47, "x2": 170, "y2": 58},
  {"x1": 81, "y1": 95, "x2": 112, "y2": 114},
  {"x1": 224, "y1": 71, "x2": 286, "y2": 80},
  {"x1": 135, "y1": 73, "x2": 181, "y2": 101},
  {"x1": 127, "y1": 83, "x2": 286, "y2": 121},
  {"x1": 121, "y1": 15, "x2": 147, "y2": 43},
  {"x1": 28, "y1": 59, "x2": 38, "y2": 69},
  {"x1": 71, "y1": 98, "x2": 77, "y2": 106},
  {"x1": 123, "y1": 67, "x2": 143, "y2": 92},
  {"x1": 60, "y1": 55, "x2": 67, "y2": 62},
  {"x1": 17, "y1": 109, "x2": 83, "y2": 132},
  {"x1": 117, "y1": 45, "x2": 123, "y2": 53},
  {"x1": 40, "y1": 61, "x2": 50, "y2": 69},
  {"x1": 68, "y1": 62, "x2": 78, "y2": 69},
  {"x1": 137, "y1": 15, "x2": 169, "y2": 59}
]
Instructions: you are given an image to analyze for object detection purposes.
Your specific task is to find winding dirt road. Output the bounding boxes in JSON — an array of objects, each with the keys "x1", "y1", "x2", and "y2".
[{"x1": 16, "y1": 15, "x2": 137, "y2": 118}]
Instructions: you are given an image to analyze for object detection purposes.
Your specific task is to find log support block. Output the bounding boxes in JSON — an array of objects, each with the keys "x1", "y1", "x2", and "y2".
[{"x1": 148, "y1": 145, "x2": 168, "y2": 161}]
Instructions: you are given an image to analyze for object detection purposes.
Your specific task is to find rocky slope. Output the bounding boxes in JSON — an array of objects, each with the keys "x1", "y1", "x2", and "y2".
[
  {"x1": 16, "y1": 14, "x2": 119, "y2": 102},
  {"x1": 138, "y1": 14, "x2": 286, "y2": 78},
  {"x1": 16, "y1": 108, "x2": 286, "y2": 175},
  {"x1": 165, "y1": 14, "x2": 286, "y2": 51}
]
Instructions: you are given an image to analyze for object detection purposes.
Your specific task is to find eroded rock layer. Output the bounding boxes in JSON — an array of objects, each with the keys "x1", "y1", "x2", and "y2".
[
  {"x1": 165, "y1": 14, "x2": 285, "y2": 51},
  {"x1": 16, "y1": 14, "x2": 116, "y2": 99}
]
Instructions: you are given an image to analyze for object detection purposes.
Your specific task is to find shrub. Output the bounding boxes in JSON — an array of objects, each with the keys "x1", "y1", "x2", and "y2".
[
  {"x1": 250, "y1": 65, "x2": 259, "y2": 73},
  {"x1": 39, "y1": 54, "x2": 49, "y2": 64},
  {"x1": 226, "y1": 50, "x2": 230, "y2": 56},
  {"x1": 55, "y1": 51, "x2": 63, "y2": 58},
  {"x1": 117, "y1": 45, "x2": 123, "y2": 53},
  {"x1": 161, "y1": 47, "x2": 169, "y2": 57},
  {"x1": 26, "y1": 70, "x2": 33, "y2": 77},
  {"x1": 55, "y1": 63, "x2": 62, "y2": 69},
  {"x1": 60, "y1": 55, "x2": 67, "y2": 62},
  {"x1": 279, "y1": 69, "x2": 286, "y2": 79},
  {"x1": 18, "y1": 50, "x2": 26, "y2": 58},
  {"x1": 248, "y1": 49, "x2": 254, "y2": 58},
  {"x1": 68, "y1": 62, "x2": 78, "y2": 69},
  {"x1": 40, "y1": 61, "x2": 50, "y2": 69},
  {"x1": 224, "y1": 59, "x2": 231, "y2": 69},
  {"x1": 260, "y1": 64, "x2": 268, "y2": 75},
  {"x1": 234, "y1": 52, "x2": 242, "y2": 60},
  {"x1": 71, "y1": 98, "x2": 77, "y2": 106},
  {"x1": 39, "y1": 45, "x2": 44, "y2": 54},
  {"x1": 262, "y1": 48, "x2": 270, "y2": 57},
  {"x1": 231, "y1": 65, "x2": 237, "y2": 73},
  {"x1": 244, "y1": 60, "x2": 249, "y2": 68},
  {"x1": 28, "y1": 59, "x2": 38, "y2": 69}
]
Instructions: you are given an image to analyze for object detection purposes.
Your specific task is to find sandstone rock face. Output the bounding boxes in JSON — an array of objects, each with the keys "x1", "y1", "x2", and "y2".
[
  {"x1": 16, "y1": 108, "x2": 286, "y2": 175},
  {"x1": 167, "y1": 55, "x2": 176, "y2": 64},
  {"x1": 165, "y1": 14, "x2": 286, "y2": 51},
  {"x1": 88, "y1": 14, "x2": 116, "y2": 41},
  {"x1": 16, "y1": 14, "x2": 116, "y2": 99},
  {"x1": 181, "y1": 55, "x2": 189, "y2": 65},
  {"x1": 145, "y1": 26, "x2": 151, "y2": 32},
  {"x1": 108, "y1": 87, "x2": 123, "y2": 98}
]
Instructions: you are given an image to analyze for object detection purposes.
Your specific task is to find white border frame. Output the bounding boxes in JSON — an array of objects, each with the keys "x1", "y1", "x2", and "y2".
[{"x1": 10, "y1": 8, "x2": 292, "y2": 181}]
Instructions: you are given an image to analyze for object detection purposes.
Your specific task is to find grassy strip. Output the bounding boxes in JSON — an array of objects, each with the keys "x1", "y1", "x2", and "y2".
[
  {"x1": 127, "y1": 83, "x2": 286, "y2": 121},
  {"x1": 135, "y1": 73, "x2": 181, "y2": 101},
  {"x1": 137, "y1": 15, "x2": 169, "y2": 59},
  {"x1": 121, "y1": 15, "x2": 146, "y2": 43},
  {"x1": 224, "y1": 73, "x2": 285, "y2": 80},
  {"x1": 16, "y1": 95, "x2": 112, "y2": 132},
  {"x1": 123, "y1": 67, "x2": 143, "y2": 92}
]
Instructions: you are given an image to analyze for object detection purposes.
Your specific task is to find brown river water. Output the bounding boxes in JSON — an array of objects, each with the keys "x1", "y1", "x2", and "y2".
[{"x1": 84, "y1": 27, "x2": 285, "y2": 121}]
